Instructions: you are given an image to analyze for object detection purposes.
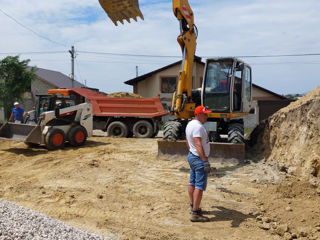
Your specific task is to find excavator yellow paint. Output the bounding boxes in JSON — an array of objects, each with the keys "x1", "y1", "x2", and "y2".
[{"x1": 98, "y1": 0, "x2": 144, "y2": 25}]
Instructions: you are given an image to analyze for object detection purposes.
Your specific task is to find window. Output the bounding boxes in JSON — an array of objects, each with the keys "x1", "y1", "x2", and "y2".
[{"x1": 161, "y1": 77, "x2": 176, "y2": 93}]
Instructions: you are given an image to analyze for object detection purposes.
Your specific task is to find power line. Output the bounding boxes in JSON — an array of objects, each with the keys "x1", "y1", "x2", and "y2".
[
  {"x1": 78, "y1": 51, "x2": 181, "y2": 58},
  {"x1": 1, "y1": 49, "x2": 320, "y2": 61},
  {"x1": 0, "y1": 8, "x2": 67, "y2": 47},
  {"x1": 218, "y1": 53, "x2": 320, "y2": 59},
  {"x1": 0, "y1": 51, "x2": 66, "y2": 55}
]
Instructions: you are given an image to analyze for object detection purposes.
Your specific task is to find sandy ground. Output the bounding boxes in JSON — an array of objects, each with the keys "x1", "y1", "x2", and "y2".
[{"x1": 0, "y1": 132, "x2": 319, "y2": 240}]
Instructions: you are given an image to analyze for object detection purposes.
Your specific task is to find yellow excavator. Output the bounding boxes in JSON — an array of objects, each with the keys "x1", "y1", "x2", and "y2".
[{"x1": 99, "y1": 0, "x2": 254, "y2": 159}]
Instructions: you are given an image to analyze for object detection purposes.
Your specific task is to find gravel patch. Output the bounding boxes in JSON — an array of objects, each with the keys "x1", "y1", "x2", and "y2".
[{"x1": 0, "y1": 199, "x2": 113, "y2": 240}]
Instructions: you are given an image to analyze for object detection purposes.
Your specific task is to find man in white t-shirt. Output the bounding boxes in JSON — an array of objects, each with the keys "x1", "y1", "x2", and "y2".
[{"x1": 185, "y1": 105, "x2": 212, "y2": 222}]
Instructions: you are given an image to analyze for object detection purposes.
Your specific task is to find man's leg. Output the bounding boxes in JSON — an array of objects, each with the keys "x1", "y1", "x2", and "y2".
[
  {"x1": 188, "y1": 185, "x2": 195, "y2": 206},
  {"x1": 192, "y1": 189, "x2": 203, "y2": 211}
]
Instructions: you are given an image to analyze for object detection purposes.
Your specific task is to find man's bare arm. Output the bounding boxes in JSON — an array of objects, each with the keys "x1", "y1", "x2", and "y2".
[{"x1": 193, "y1": 137, "x2": 208, "y2": 162}]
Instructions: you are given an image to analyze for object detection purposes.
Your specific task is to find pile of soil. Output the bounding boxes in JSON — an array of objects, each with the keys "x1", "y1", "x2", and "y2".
[
  {"x1": 248, "y1": 87, "x2": 320, "y2": 181},
  {"x1": 107, "y1": 92, "x2": 142, "y2": 98}
]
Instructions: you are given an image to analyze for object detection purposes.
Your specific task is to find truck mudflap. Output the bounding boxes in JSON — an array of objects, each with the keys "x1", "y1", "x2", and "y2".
[
  {"x1": 0, "y1": 123, "x2": 42, "y2": 144},
  {"x1": 157, "y1": 140, "x2": 245, "y2": 164}
]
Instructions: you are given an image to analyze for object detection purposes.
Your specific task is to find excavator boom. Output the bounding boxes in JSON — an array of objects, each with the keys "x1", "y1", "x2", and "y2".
[{"x1": 99, "y1": 0, "x2": 144, "y2": 25}]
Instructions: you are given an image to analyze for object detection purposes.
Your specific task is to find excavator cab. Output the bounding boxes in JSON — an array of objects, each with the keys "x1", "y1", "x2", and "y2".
[{"x1": 202, "y1": 58, "x2": 252, "y2": 114}]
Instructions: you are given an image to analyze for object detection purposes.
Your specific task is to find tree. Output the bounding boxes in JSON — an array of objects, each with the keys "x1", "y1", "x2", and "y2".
[{"x1": 0, "y1": 56, "x2": 37, "y2": 120}]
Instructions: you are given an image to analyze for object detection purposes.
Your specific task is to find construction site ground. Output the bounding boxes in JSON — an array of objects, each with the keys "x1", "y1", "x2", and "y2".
[{"x1": 0, "y1": 131, "x2": 319, "y2": 240}]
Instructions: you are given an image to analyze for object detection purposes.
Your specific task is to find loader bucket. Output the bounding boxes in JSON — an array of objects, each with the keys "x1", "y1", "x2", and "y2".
[
  {"x1": 0, "y1": 123, "x2": 42, "y2": 144},
  {"x1": 99, "y1": 0, "x2": 144, "y2": 26},
  {"x1": 157, "y1": 140, "x2": 245, "y2": 164}
]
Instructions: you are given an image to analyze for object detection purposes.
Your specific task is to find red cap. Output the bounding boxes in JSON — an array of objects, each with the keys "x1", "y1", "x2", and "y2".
[{"x1": 194, "y1": 106, "x2": 212, "y2": 115}]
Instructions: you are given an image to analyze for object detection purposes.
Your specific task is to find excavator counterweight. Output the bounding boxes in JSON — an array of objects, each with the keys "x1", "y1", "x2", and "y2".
[{"x1": 99, "y1": 0, "x2": 144, "y2": 25}]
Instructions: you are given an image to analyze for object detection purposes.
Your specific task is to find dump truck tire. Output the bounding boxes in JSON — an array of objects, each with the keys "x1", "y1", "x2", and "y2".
[
  {"x1": 68, "y1": 125, "x2": 87, "y2": 146},
  {"x1": 45, "y1": 128, "x2": 65, "y2": 150},
  {"x1": 133, "y1": 120, "x2": 153, "y2": 138},
  {"x1": 163, "y1": 121, "x2": 182, "y2": 140},
  {"x1": 228, "y1": 123, "x2": 244, "y2": 143},
  {"x1": 107, "y1": 121, "x2": 128, "y2": 137}
]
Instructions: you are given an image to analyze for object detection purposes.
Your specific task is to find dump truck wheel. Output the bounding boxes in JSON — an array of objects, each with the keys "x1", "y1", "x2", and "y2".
[
  {"x1": 45, "y1": 128, "x2": 65, "y2": 150},
  {"x1": 107, "y1": 121, "x2": 128, "y2": 137},
  {"x1": 163, "y1": 121, "x2": 182, "y2": 140},
  {"x1": 133, "y1": 120, "x2": 153, "y2": 138},
  {"x1": 228, "y1": 123, "x2": 244, "y2": 143},
  {"x1": 68, "y1": 125, "x2": 87, "y2": 146}
]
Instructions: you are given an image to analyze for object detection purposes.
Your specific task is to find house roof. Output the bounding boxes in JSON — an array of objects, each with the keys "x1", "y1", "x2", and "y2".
[
  {"x1": 252, "y1": 83, "x2": 288, "y2": 100},
  {"x1": 124, "y1": 56, "x2": 204, "y2": 86},
  {"x1": 124, "y1": 57, "x2": 288, "y2": 100},
  {"x1": 32, "y1": 67, "x2": 85, "y2": 88}
]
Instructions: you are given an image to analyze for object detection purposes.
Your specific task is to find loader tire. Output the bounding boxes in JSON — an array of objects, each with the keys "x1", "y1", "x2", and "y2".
[
  {"x1": 107, "y1": 121, "x2": 128, "y2": 138},
  {"x1": 68, "y1": 125, "x2": 87, "y2": 147},
  {"x1": 133, "y1": 120, "x2": 153, "y2": 138},
  {"x1": 163, "y1": 121, "x2": 182, "y2": 140},
  {"x1": 228, "y1": 123, "x2": 244, "y2": 143},
  {"x1": 45, "y1": 128, "x2": 65, "y2": 150}
]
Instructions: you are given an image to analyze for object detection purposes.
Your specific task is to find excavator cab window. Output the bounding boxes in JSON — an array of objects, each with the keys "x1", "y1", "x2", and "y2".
[{"x1": 203, "y1": 60, "x2": 233, "y2": 112}]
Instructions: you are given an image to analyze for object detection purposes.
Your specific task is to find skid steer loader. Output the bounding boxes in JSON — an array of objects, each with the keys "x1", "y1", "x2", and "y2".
[
  {"x1": 97, "y1": 0, "x2": 254, "y2": 161},
  {"x1": 0, "y1": 94, "x2": 92, "y2": 150}
]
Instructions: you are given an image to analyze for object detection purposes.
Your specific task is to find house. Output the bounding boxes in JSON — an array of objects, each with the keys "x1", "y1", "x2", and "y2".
[
  {"x1": 125, "y1": 57, "x2": 291, "y2": 128},
  {"x1": 0, "y1": 67, "x2": 85, "y2": 121},
  {"x1": 125, "y1": 56, "x2": 205, "y2": 108}
]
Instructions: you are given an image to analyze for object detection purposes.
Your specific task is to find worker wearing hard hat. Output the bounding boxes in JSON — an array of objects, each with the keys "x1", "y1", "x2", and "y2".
[{"x1": 9, "y1": 102, "x2": 27, "y2": 123}]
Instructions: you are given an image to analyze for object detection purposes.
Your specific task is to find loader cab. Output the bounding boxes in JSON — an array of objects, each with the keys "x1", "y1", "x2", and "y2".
[{"x1": 202, "y1": 58, "x2": 252, "y2": 113}]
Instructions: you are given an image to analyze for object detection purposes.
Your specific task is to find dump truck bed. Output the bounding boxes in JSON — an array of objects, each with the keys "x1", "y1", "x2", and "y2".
[{"x1": 52, "y1": 88, "x2": 168, "y2": 118}]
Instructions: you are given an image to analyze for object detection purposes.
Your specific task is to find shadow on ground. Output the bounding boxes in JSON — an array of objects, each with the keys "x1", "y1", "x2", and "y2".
[
  {"x1": 3, "y1": 140, "x2": 108, "y2": 156},
  {"x1": 206, "y1": 206, "x2": 256, "y2": 227}
]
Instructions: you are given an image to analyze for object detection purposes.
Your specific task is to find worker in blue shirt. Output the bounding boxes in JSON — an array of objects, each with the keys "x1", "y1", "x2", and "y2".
[{"x1": 9, "y1": 102, "x2": 27, "y2": 123}]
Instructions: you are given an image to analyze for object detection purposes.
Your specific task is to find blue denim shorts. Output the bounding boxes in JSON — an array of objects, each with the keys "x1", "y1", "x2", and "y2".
[{"x1": 187, "y1": 152, "x2": 207, "y2": 191}]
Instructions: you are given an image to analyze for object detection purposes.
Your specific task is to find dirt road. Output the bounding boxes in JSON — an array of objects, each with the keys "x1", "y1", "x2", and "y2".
[{"x1": 0, "y1": 133, "x2": 319, "y2": 240}]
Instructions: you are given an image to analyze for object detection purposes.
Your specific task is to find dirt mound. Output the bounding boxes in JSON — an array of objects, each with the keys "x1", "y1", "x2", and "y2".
[
  {"x1": 248, "y1": 87, "x2": 320, "y2": 181},
  {"x1": 107, "y1": 92, "x2": 142, "y2": 98}
]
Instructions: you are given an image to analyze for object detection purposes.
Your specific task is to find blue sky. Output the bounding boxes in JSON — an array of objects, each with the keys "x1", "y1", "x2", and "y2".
[{"x1": 0, "y1": 0, "x2": 319, "y2": 95}]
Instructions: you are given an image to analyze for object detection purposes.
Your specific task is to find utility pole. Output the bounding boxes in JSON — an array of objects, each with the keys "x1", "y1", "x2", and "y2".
[
  {"x1": 136, "y1": 66, "x2": 139, "y2": 77},
  {"x1": 69, "y1": 46, "x2": 75, "y2": 87}
]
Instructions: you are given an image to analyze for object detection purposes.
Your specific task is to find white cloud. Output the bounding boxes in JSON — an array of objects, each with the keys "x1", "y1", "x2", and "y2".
[{"x1": 0, "y1": 0, "x2": 319, "y2": 94}]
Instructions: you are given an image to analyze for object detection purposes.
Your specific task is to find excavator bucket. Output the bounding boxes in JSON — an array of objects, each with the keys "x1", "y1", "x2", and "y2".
[
  {"x1": 98, "y1": 0, "x2": 144, "y2": 26},
  {"x1": 157, "y1": 140, "x2": 245, "y2": 164},
  {"x1": 0, "y1": 123, "x2": 42, "y2": 144}
]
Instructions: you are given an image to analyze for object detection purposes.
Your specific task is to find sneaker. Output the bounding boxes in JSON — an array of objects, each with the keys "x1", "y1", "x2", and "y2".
[{"x1": 190, "y1": 210, "x2": 209, "y2": 222}]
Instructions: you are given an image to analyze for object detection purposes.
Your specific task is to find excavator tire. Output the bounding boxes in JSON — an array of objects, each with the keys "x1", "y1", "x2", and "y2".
[
  {"x1": 133, "y1": 120, "x2": 153, "y2": 138},
  {"x1": 209, "y1": 131, "x2": 221, "y2": 142},
  {"x1": 68, "y1": 125, "x2": 87, "y2": 147},
  {"x1": 107, "y1": 121, "x2": 128, "y2": 138},
  {"x1": 228, "y1": 122, "x2": 244, "y2": 143},
  {"x1": 163, "y1": 121, "x2": 182, "y2": 140},
  {"x1": 45, "y1": 128, "x2": 65, "y2": 150}
]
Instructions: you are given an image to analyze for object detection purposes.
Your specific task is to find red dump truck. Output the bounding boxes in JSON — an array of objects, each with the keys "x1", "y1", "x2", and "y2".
[{"x1": 46, "y1": 88, "x2": 167, "y2": 138}]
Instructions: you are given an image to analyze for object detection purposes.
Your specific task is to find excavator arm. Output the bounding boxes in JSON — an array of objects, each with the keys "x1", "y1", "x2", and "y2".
[
  {"x1": 172, "y1": 0, "x2": 197, "y2": 119},
  {"x1": 98, "y1": 0, "x2": 144, "y2": 25},
  {"x1": 99, "y1": 0, "x2": 197, "y2": 119}
]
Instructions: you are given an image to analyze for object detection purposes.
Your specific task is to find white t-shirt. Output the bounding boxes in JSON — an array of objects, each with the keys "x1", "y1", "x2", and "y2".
[{"x1": 185, "y1": 119, "x2": 210, "y2": 157}]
